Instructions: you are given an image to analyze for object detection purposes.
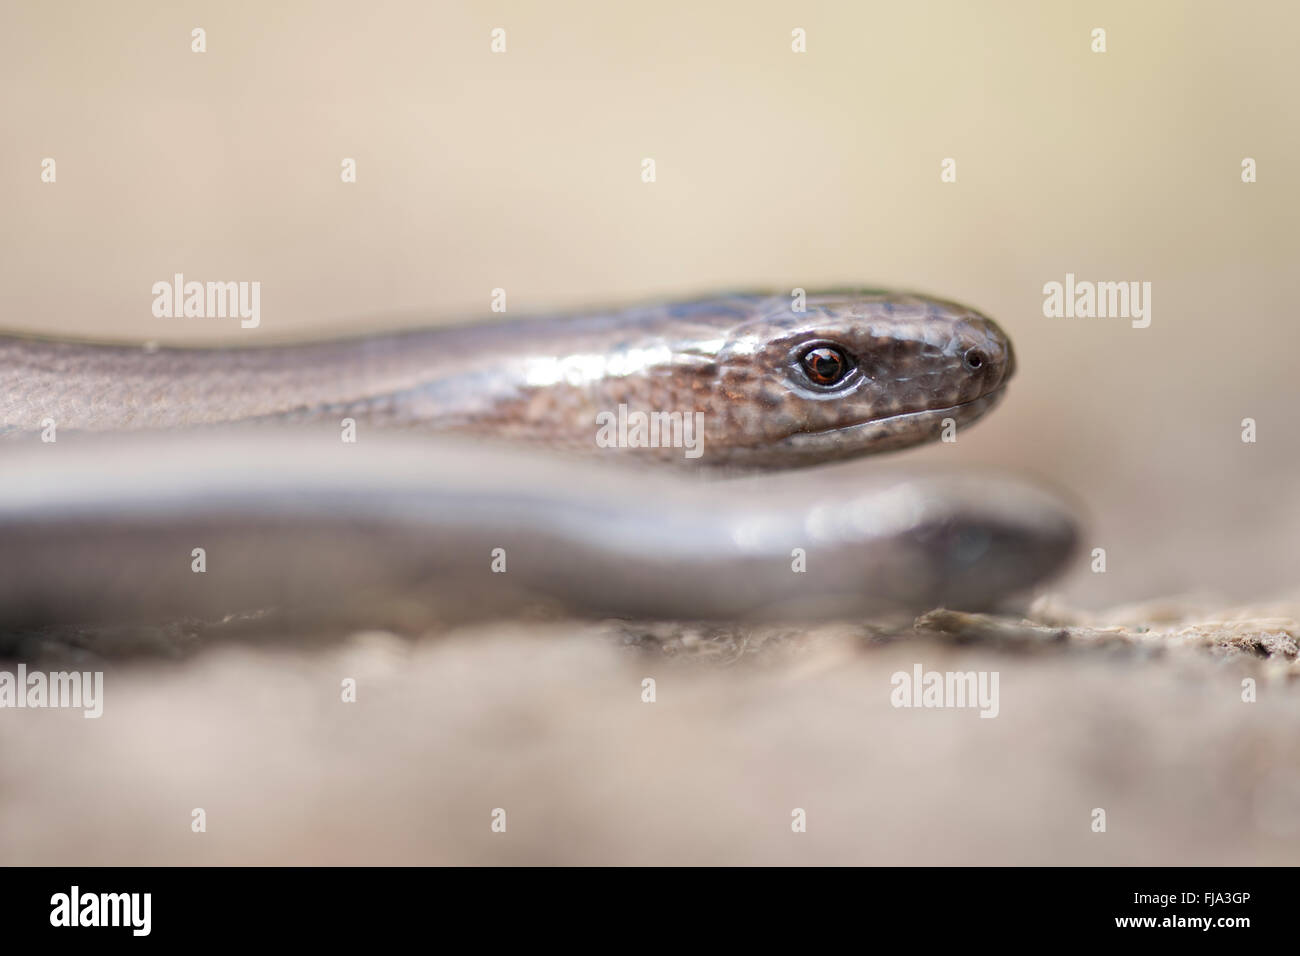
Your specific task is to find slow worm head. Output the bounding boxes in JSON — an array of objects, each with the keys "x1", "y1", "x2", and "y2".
[{"x1": 687, "y1": 291, "x2": 1014, "y2": 467}]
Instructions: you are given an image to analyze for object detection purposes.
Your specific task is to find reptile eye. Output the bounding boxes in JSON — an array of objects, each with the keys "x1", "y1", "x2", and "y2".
[
  {"x1": 800, "y1": 346, "x2": 851, "y2": 387},
  {"x1": 963, "y1": 348, "x2": 987, "y2": 371}
]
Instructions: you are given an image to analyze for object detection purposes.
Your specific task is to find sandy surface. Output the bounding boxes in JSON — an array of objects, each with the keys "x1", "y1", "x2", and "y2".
[{"x1": 2, "y1": 597, "x2": 1297, "y2": 865}]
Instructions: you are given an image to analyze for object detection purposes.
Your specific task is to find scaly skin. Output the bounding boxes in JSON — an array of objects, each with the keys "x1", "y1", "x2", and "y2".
[
  {"x1": 0, "y1": 290, "x2": 1071, "y2": 629},
  {"x1": 0, "y1": 291, "x2": 1013, "y2": 467}
]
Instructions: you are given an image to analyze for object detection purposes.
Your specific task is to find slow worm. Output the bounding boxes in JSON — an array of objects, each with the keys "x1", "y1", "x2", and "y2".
[
  {"x1": 0, "y1": 291, "x2": 1077, "y2": 628},
  {"x1": 1, "y1": 291, "x2": 1013, "y2": 467}
]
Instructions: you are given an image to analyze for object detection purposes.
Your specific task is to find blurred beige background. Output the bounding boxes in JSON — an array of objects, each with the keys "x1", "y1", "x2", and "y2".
[
  {"x1": 2, "y1": 0, "x2": 1299, "y2": 869},
  {"x1": 5, "y1": 0, "x2": 1296, "y2": 607}
]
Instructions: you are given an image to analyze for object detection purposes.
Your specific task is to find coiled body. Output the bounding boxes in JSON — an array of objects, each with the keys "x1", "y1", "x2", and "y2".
[
  {"x1": 0, "y1": 291, "x2": 1075, "y2": 628},
  {"x1": 0, "y1": 433, "x2": 1076, "y2": 627}
]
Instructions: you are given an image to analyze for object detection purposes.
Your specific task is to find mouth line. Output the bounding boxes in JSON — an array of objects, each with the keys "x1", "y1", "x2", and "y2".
[
  {"x1": 871, "y1": 387, "x2": 1005, "y2": 426},
  {"x1": 788, "y1": 386, "x2": 1007, "y2": 443}
]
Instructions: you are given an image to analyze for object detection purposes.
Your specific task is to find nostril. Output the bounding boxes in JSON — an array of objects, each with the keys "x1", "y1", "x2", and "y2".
[{"x1": 963, "y1": 348, "x2": 986, "y2": 372}]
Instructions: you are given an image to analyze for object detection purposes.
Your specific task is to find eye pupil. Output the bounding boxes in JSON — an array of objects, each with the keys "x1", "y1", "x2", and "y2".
[
  {"x1": 964, "y1": 348, "x2": 986, "y2": 371},
  {"x1": 801, "y1": 346, "x2": 849, "y2": 386}
]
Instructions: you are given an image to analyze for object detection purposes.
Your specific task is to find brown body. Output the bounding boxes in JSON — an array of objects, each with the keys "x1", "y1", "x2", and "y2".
[
  {"x1": 0, "y1": 291, "x2": 1076, "y2": 628},
  {"x1": 0, "y1": 291, "x2": 1014, "y2": 467}
]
